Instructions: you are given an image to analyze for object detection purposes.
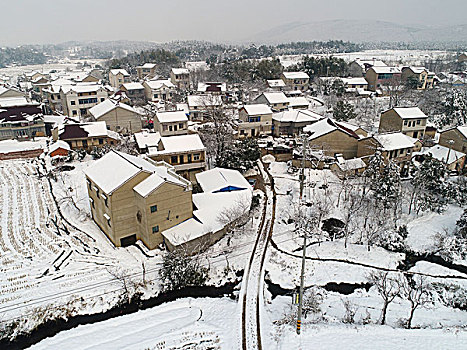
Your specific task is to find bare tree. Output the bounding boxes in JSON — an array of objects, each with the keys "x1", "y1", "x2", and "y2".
[
  {"x1": 367, "y1": 271, "x2": 400, "y2": 325},
  {"x1": 216, "y1": 194, "x2": 252, "y2": 245},
  {"x1": 106, "y1": 267, "x2": 142, "y2": 304},
  {"x1": 398, "y1": 274, "x2": 432, "y2": 329}
]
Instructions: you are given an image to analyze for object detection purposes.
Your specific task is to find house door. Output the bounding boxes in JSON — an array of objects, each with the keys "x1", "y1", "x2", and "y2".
[
  {"x1": 162, "y1": 93, "x2": 167, "y2": 100},
  {"x1": 413, "y1": 131, "x2": 418, "y2": 139},
  {"x1": 251, "y1": 129, "x2": 256, "y2": 137},
  {"x1": 120, "y1": 234, "x2": 137, "y2": 247}
]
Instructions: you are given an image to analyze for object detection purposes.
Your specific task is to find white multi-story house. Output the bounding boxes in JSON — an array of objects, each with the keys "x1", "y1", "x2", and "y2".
[{"x1": 60, "y1": 84, "x2": 109, "y2": 119}]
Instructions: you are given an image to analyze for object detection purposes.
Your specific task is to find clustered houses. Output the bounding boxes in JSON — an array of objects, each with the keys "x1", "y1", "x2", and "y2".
[{"x1": 3, "y1": 52, "x2": 463, "y2": 254}]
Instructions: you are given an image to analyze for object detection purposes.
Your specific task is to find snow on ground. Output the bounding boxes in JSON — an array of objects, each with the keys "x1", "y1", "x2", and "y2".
[
  {"x1": 30, "y1": 297, "x2": 237, "y2": 350},
  {"x1": 405, "y1": 205, "x2": 464, "y2": 252},
  {"x1": 0, "y1": 158, "x2": 163, "y2": 333}
]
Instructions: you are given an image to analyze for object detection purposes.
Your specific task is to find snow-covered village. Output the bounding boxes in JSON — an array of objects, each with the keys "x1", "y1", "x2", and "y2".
[{"x1": 0, "y1": 2, "x2": 467, "y2": 349}]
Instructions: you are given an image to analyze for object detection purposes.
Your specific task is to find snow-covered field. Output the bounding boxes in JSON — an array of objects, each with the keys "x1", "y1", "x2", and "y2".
[
  {"x1": 0, "y1": 159, "x2": 163, "y2": 334},
  {"x1": 279, "y1": 49, "x2": 451, "y2": 68}
]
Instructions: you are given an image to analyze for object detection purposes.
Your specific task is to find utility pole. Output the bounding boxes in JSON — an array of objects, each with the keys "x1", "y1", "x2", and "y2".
[{"x1": 297, "y1": 134, "x2": 307, "y2": 335}]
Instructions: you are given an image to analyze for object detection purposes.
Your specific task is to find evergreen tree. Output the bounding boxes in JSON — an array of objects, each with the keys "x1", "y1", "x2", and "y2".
[
  {"x1": 410, "y1": 155, "x2": 450, "y2": 214},
  {"x1": 333, "y1": 100, "x2": 356, "y2": 122}
]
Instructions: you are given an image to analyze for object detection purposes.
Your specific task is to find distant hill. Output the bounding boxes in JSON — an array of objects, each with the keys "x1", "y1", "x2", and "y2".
[{"x1": 248, "y1": 20, "x2": 467, "y2": 44}]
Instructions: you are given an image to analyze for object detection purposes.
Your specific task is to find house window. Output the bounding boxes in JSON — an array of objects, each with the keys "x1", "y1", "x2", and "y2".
[
  {"x1": 416, "y1": 120, "x2": 421, "y2": 125},
  {"x1": 99, "y1": 138, "x2": 104, "y2": 145},
  {"x1": 174, "y1": 125, "x2": 177, "y2": 131},
  {"x1": 104, "y1": 213, "x2": 111, "y2": 227},
  {"x1": 71, "y1": 101, "x2": 75, "y2": 105},
  {"x1": 179, "y1": 155, "x2": 184, "y2": 164},
  {"x1": 101, "y1": 98, "x2": 105, "y2": 102},
  {"x1": 163, "y1": 125, "x2": 168, "y2": 131},
  {"x1": 187, "y1": 154, "x2": 192, "y2": 163},
  {"x1": 154, "y1": 94, "x2": 158, "y2": 98},
  {"x1": 150, "y1": 205, "x2": 158, "y2": 213},
  {"x1": 193, "y1": 153, "x2": 200, "y2": 161},
  {"x1": 171, "y1": 155, "x2": 178, "y2": 164},
  {"x1": 89, "y1": 197, "x2": 94, "y2": 209},
  {"x1": 101, "y1": 193, "x2": 108, "y2": 207},
  {"x1": 169, "y1": 125, "x2": 173, "y2": 131},
  {"x1": 403, "y1": 120, "x2": 408, "y2": 126},
  {"x1": 95, "y1": 187, "x2": 99, "y2": 198},
  {"x1": 248, "y1": 116, "x2": 261, "y2": 123},
  {"x1": 179, "y1": 123, "x2": 184, "y2": 129},
  {"x1": 152, "y1": 225, "x2": 159, "y2": 233}
]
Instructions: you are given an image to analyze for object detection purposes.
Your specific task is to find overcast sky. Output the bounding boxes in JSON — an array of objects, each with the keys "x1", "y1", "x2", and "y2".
[{"x1": 1, "y1": 0, "x2": 466, "y2": 46}]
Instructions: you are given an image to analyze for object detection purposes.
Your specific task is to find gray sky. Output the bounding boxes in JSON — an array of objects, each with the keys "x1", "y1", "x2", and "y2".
[{"x1": 1, "y1": 0, "x2": 466, "y2": 46}]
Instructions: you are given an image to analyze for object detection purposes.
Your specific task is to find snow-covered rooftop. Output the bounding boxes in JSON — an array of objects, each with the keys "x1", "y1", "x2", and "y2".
[
  {"x1": 391, "y1": 107, "x2": 428, "y2": 119},
  {"x1": 282, "y1": 72, "x2": 309, "y2": 79},
  {"x1": 267, "y1": 79, "x2": 286, "y2": 87},
  {"x1": 335, "y1": 157, "x2": 366, "y2": 171},
  {"x1": 196, "y1": 167, "x2": 251, "y2": 193},
  {"x1": 133, "y1": 168, "x2": 188, "y2": 198},
  {"x1": 49, "y1": 140, "x2": 71, "y2": 154},
  {"x1": 260, "y1": 92, "x2": 289, "y2": 104},
  {"x1": 404, "y1": 66, "x2": 428, "y2": 74},
  {"x1": 374, "y1": 133, "x2": 417, "y2": 151},
  {"x1": 144, "y1": 79, "x2": 175, "y2": 90},
  {"x1": 121, "y1": 82, "x2": 144, "y2": 90},
  {"x1": 137, "y1": 63, "x2": 156, "y2": 69},
  {"x1": 134, "y1": 131, "x2": 161, "y2": 149},
  {"x1": 155, "y1": 111, "x2": 188, "y2": 123},
  {"x1": 150, "y1": 134, "x2": 205, "y2": 155},
  {"x1": 0, "y1": 139, "x2": 45, "y2": 153},
  {"x1": 84, "y1": 151, "x2": 158, "y2": 194},
  {"x1": 171, "y1": 68, "x2": 189, "y2": 75},
  {"x1": 241, "y1": 104, "x2": 273, "y2": 115},
  {"x1": 341, "y1": 77, "x2": 368, "y2": 86},
  {"x1": 89, "y1": 99, "x2": 138, "y2": 119},
  {"x1": 370, "y1": 66, "x2": 401, "y2": 74},
  {"x1": 421, "y1": 145, "x2": 466, "y2": 165},
  {"x1": 304, "y1": 118, "x2": 360, "y2": 140},
  {"x1": 353, "y1": 59, "x2": 387, "y2": 69},
  {"x1": 288, "y1": 97, "x2": 309, "y2": 108},
  {"x1": 273, "y1": 109, "x2": 322, "y2": 123},
  {"x1": 162, "y1": 169, "x2": 252, "y2": 246},
  {"x1": 0, "y1": 96, "x2": 37, "y2": 108},
  {"x1": 110, "y1": 69, "x2": 129, "y2": 76}
]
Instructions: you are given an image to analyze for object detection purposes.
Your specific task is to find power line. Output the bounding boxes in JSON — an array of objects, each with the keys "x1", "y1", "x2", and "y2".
[{"x1": 0, "y1": 232, "x2": 297, "y2": 319}]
